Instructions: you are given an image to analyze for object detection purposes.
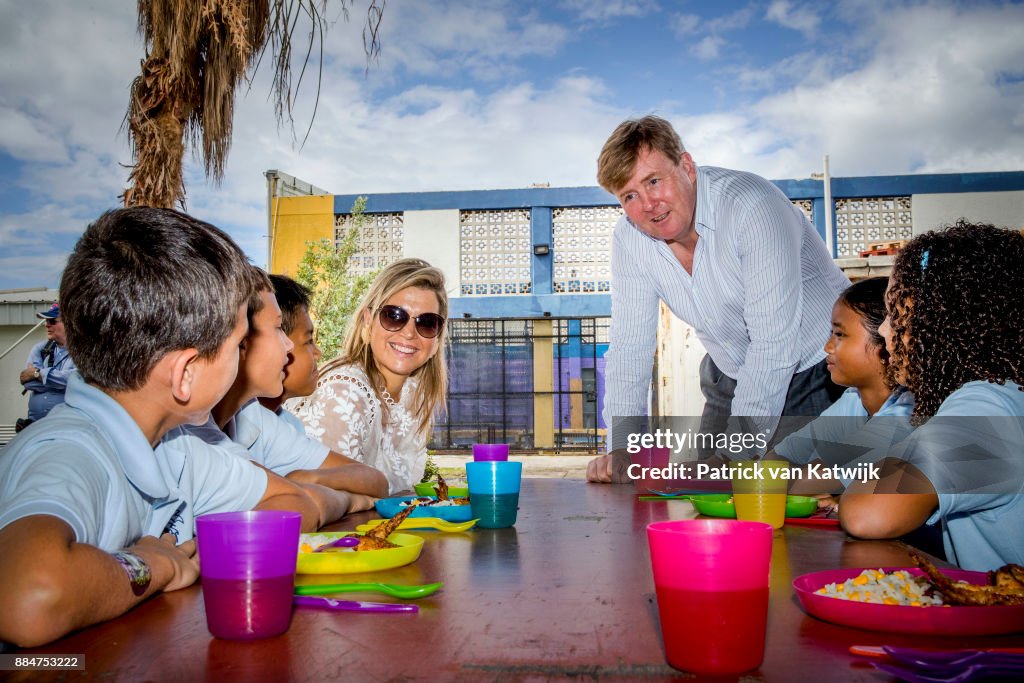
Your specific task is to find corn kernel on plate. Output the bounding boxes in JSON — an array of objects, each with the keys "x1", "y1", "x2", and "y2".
[{"x1": 793, "y1": 568, "x2": 1024, "y2": 635}]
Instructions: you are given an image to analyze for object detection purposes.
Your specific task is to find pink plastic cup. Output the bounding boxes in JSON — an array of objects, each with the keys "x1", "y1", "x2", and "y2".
[
  {"x1": 630, "y1": 446, "x2": 671, "y2": 493},
  {"x1": 647, "y1": 519, "x2": 773, "y2": 674},
  {"x1": 473, "y1": 443, "x2": 510, "y2": 462},
  {"x1": 196, "y1": 510, "x2": 302, "y2": 640}
]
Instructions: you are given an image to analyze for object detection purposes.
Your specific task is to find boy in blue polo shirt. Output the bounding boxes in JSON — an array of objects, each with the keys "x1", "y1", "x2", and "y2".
[
  {"x1": 173, "y1": 269, "x2": 389, "y2": 500},
  {"x1": 0, "y1": 207, "x2": 334, "y2": 647},
  {"x1": 258, "y1": 274, "x2": 321, "y2": 435}
]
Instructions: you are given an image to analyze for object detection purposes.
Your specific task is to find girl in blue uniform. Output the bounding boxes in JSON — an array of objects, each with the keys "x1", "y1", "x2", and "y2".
[
  {"x1": 841, "y1": 221, "x2": 1024, "y2": 571},
  {"x1": 775, "y1": 277, "x2": 913, "y2": 468}
]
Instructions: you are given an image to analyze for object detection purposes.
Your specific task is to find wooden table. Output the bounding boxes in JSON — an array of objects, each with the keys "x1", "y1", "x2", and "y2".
[{"x1": 8, "y1": 479, "x2": 1024, "y2": 681}]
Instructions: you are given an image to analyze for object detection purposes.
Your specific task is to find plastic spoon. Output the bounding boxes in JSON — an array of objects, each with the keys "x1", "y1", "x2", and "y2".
[
  {"x1": 356, "y1": 517, "x2": 479, "y2": 533},
  {"x1": 872, "y1": 660, "x2": 1024, "y2": 683},
  {"x1": 294, "y1": 595, "x2": 418, "y2": 614},
  {"x1": 312, "y1": 535, "x2": 360, "y2": 552},
  {"x1": 883, "y1": 646, "x2": 1024, "y2": 670},
  {"x1": 294, "y1": 581, "x2": 444, "y2": 599},
  {"x1": 851, "y1": 645, "x2": 1024, "y2": 663}
]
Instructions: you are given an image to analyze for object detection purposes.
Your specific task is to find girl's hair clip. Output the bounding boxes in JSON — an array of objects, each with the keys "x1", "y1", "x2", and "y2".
[{"x1": 920, "y1": 248, "x2": 930, "y2": 271}]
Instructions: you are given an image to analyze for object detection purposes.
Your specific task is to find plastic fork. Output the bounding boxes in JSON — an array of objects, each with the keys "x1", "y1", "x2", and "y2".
[
  {"x1": 644, "y1": 489, "x2": 692, "y2": 498},
  {"x1": 294, "y1": 581, "x2": 444, "y2": 599},
  {"x1": 355, "y1": 517, "x2": 479, "y2": 533},
  {"x1": 851, "y1": 645, "x2": 1024, "y2": 667},
  {"x1": 294, "y1": 595, "x2": 418, "y2": 614},
  {"x1": 883, "y1": 646, "x2": 1024, "y2": 670},
  {"x1": 873, "y1": 660, "x2": 1024, "y2": 683}
]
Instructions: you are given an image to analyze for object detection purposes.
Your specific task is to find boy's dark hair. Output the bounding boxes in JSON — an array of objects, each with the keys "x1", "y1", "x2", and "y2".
[
  {"x1": 888, "y1": 220, "x2": 1024, "y2": 418},
  {"x1": 837, "y1": 277, "x2": 892, "y2": 386},
  {"x1": 61, "y1": 207, "x2": 257, "y2": 391},
  {"x1": 247, "y1": 266, "x2": 274, "y2": 326},
  {"x1": 269, "y1": 274, "x2": 312, "y2": 334}
]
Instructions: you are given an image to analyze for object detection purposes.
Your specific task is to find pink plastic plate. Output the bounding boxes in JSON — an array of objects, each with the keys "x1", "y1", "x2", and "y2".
[
  {"x1": 793, "y1": 567, "x2": 1024, "y2": 635},
  {"x1": 784, "y1": 516, "x2": 841, "y2": 529}
]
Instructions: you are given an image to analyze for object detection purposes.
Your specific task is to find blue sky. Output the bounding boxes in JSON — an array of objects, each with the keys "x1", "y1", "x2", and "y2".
[{"x1": 1, "y1": 0, "x2": 1022, "y2": 290}]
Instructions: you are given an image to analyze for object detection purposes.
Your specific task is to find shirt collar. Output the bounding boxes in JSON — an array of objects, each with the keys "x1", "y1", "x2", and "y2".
[
  {"x1": 231, "y1": 399, "x2": 262, "y2": 450},
  {"x1": 693, "y1": 164, "x2": 715, "y2": 236},
  {"x1": 63, "y1": 372, "x2": 170, "y2": 499}
]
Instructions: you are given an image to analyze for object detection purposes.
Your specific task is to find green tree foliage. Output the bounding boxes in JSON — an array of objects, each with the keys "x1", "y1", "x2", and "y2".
[{"x1": 296, "y1": 196, "x2": 378, "y2": 361}]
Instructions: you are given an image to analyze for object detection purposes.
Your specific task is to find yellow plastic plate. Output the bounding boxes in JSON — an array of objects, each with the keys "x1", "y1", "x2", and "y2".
[{"x1": 296, "y1": 532, "x2": 424, "y2": 575}]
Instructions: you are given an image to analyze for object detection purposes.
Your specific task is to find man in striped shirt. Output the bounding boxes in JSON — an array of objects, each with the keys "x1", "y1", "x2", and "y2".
[{"x1": 587, "y1": 116, "x2": 848, "y2": 483}]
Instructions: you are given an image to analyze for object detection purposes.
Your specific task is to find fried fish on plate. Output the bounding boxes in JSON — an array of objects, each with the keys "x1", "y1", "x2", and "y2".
[
  {"x1": 910, "y1": 550, "x2": 1024, "y2": 606},
  {"x1": 433, "y1": 474, "x2": 471, "y2": 505},
  {"x1": 354, "y1": 503, "x2": 418, "y2": 551}
]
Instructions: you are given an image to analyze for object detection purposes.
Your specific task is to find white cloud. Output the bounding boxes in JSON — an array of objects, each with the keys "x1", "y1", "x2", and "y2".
[
  {"x1": 348, "y1": 2, "x2": 571, "y2": 84},
  {"x1": 670, "y1": 14, "x2": 700, "y2": 37},
  {"x1": 561, "y1": 0, "x2": 660, "y2": 24},
  {"x1": 1, "y1": 0, "x2": 1023, "y2": 290},
  {"x1": 692, "y1": 35, "x2": 726, "y2": 61},
  {"x1": 704, "y1": 6, "x2": 756, "y2": 34},
  {"x1": 752, "y1": 2, "x2": 1024, "y2": 177},
  {"x1": 764, "y1": 0, "x2": 821, "y2": 35},
  {"x1": 0, "y1": 203, "x2": 87, "y2": 287},
  {"x1": 673, "y1": 6, "x2": 756, "y2": 62},
  {"x1": 0, "y1": 107, "x2": 68, "y2": 163}
]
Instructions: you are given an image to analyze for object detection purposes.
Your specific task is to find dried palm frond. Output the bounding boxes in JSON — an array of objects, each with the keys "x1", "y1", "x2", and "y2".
[{"x1": 124, "y1": 0, "x2": 384, "y2": 208}]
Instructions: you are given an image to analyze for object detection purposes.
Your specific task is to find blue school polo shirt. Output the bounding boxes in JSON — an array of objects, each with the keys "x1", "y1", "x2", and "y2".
[
  {"x1": 182, "y1": 399, "x2": 327, "y2": 475},
  {"x1": 276, "y1": 407, "x2": 307, "y2": 436},
  {"x1": 0, "y1": 374, "x2": 266, "y2": 550},
  {"x1": 775, "y1": 387, "x2": 915, "y2": 466},
  {"x1": 895, "y1": 381, "x2": 1024, "y2": 571}
]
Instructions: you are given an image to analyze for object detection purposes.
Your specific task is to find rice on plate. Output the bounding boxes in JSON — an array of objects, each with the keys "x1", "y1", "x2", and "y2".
[
  {"x1": 399, "y1": 497, "x2": 466, "y2": 508},
  {"x1": 816, "y1": 569, "x2": 945, "y2": 606},
  {"x1": 299, "y1": 534, "x2": 355, "y2": 553}
]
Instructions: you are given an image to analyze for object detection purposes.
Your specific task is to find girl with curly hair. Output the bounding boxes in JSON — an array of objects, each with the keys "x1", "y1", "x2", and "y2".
[{"x1": 841, "y1": 221, "x2": 1024, "y2": 570}]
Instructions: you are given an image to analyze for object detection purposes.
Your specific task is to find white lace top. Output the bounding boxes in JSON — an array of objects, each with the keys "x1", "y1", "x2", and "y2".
[{"x1": 283, "y1": 363, "x2": 426, "y2": 495}]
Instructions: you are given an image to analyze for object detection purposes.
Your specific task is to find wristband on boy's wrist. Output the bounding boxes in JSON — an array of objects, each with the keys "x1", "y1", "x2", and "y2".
[{"x1": 111, "y1": 550, "x2": 152, "y2": 596}]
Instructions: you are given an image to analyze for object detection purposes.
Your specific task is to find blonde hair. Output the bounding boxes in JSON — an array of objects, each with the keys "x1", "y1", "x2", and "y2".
[
  {"x1": 597, "y1": 115, "x2": 686, "y2": 194},
  {"x1": 321, "y1": 258, "x2": 448, "y2": 436}
]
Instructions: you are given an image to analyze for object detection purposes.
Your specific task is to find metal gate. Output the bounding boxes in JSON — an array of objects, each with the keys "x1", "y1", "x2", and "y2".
[{"x1": 429, "y1": 317, "x2": 609, "y2": 452}]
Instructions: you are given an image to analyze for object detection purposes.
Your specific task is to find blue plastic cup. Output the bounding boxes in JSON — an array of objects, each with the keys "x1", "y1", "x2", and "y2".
[{"x1": 466, "y1": 461, "x2": 522, "y2": 528}]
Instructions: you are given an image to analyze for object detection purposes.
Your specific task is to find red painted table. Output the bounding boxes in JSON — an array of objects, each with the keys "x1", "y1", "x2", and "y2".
[{"x1": 7, "y1": 478, "x2": 1023, "y2": 681}]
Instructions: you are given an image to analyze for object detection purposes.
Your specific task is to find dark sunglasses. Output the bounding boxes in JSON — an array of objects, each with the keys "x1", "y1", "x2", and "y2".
[
  {"x1": 377, "y1": 305, "x2": 445, "y2": 339},
  {"x1": 44, "y1": 319, "x2": 59, "y2": 326}
]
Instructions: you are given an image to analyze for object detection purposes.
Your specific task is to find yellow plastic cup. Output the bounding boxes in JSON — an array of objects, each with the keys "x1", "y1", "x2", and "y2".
[{"x1": 732, "y1": 460, "x2": 788, "y2": 529}]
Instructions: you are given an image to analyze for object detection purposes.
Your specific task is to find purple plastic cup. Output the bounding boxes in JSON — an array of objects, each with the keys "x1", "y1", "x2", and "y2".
[
  {"x1": 196, "y1": 510, "x2": 302, "y2": 640},
  {"x1": 472, "y1": 443, "x2": 510, "y2": 462},
  {"x1": 647, "y1": 519, "x2": 773, "y2": 674}
]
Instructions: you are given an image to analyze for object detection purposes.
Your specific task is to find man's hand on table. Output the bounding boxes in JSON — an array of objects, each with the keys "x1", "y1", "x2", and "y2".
[{"x1": 586, "y1": 450, "x2": 632, "y2": 483}]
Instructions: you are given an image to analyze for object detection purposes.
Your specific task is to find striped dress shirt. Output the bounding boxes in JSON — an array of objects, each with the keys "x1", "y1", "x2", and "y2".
[{"x1": 603, "y1": 165, "x2": 850, "y2": 451}]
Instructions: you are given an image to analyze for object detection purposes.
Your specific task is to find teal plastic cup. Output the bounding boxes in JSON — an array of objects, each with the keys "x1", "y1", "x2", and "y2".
[{"x1": 466, "y1": 461, "x2": 522, "y2": 528}]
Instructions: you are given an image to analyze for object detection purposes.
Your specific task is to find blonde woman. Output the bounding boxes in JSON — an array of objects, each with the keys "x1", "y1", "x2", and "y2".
[{"x1": 286, "y1": 259, "x2": 448, "y2": 494}]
